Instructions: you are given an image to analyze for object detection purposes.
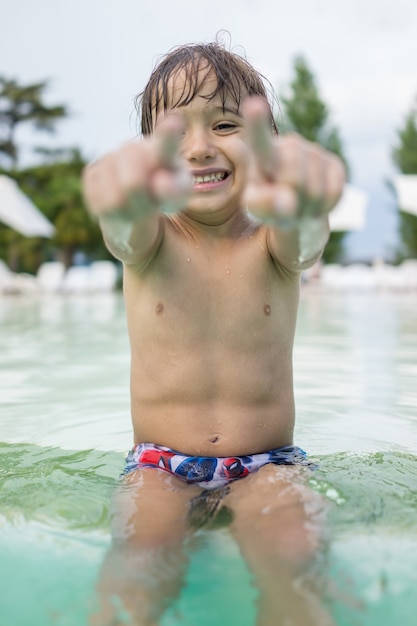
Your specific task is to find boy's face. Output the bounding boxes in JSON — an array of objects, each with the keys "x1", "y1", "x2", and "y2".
[{"x1": 153, "y1": 68, "x2": 250, "y2": 225}]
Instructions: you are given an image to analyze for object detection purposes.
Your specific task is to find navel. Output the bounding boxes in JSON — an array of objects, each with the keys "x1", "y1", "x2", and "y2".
[
  {"x1": 155, "y1": 302, "x2": 164, "y2": 315},
  {"x1": 263, "y1": 304, "x2": 271, "y2": 316}
]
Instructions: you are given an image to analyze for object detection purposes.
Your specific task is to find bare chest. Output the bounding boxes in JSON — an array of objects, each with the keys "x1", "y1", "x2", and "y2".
[{"x1": 124, "y1": 231, "x2": 299, "y2": 350}]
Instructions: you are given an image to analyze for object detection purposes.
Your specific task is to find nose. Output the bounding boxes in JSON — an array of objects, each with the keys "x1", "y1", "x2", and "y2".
[{"x1": 181, "y1": 126, "x2": 216, "y2": 162}]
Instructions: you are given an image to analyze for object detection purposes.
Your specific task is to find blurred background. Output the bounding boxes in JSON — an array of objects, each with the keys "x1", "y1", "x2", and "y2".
[{"x1": 1, "y1": 0, "x2": 417, "y2": 280}]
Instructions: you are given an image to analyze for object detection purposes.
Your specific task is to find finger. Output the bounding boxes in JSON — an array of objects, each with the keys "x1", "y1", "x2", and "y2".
[
  {"x1": 151, "y1": 168, "x2": 191, "y2": 213},
  {"x1": 273, "y1": 135, "x2": 325, "y2": 217},
  {"x1": 243, "y1": 96, "x2": 276, "y2": 179},
  {"x1": 154, "y1": 113, "x2": 184, "y2": 170},
  {"x1": 299, "y1": 147, "x2": 345, "y2": 217},
  {"x1": 298, "y1": 143, "x2": 326, "y2": 217},
  {"x1": 245, "y1": 181, "x2": 298, "y2": 229},
  {"x1": 325, "y1": 153, "x2": 346, "y2": 208},
  {"x1": 273, "y1": 133, "x2": 304, "y2": 188},
  {"x1": 82, "y1": 156, "x2": 124, "y2": 214},
  {"x1": 116, "y1": 140, "x2": 154, "y2": 191}
]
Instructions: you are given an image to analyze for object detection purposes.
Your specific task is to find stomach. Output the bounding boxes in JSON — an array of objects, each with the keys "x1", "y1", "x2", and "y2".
[
  {"x1": 129, "y1": 343, "x2": 296, "y2": 456},
  {"x1": 130, "y1": 397, "x2": 296, "y2": 457}
]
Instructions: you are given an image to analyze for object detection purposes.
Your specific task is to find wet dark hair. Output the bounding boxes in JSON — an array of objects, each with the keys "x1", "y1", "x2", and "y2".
[{"x1": 136, "y1": 37, "x2": 279, "y2": 136}]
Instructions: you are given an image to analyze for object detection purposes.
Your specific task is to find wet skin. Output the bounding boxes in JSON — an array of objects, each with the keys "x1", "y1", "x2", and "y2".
[{"x1": 83, "y1": 68, "x2": 344, "y2": 625}]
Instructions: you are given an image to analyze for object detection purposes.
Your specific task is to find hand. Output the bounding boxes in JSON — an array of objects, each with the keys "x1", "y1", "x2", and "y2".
[
  {"x1": 82, "y1": 115, "x2": 191, "y2": 219},
  {"x1": 243, "y1": 97, "x2": 346, "y2": 229}
]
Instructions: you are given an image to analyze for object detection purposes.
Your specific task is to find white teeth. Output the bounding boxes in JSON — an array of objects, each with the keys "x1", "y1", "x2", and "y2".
[{"x1": 192, "y1": 172, "x2": 226, "y2": 184}]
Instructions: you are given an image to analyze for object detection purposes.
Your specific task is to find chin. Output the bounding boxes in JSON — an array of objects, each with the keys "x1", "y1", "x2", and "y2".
[{"x1": 186, "y1": 194, "x2": 243, "y2": 218}]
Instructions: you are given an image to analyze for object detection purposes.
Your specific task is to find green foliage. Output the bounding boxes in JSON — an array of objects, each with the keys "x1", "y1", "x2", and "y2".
[
  {"x1": 0, "y1": 151, "x2": 111, "y2": 273},
  {"x1": 320, "y1": 231, "x2": 347, "y2": 265},
  {"x1": 0, "y1": 75, "x2": 114, "y2": 273},
  {"x1": 0, "y1": 76, "x2": 67, "y2": 168},
  {"x1": 392, "y1": 97, "x2": 417, "y2": 259},
  {"x1": 280, "y1": 56, "x2": 350, "y2": 263},
  {"x1": 280, "y1": 56, "x2": 329, "y2": 142},
  {"x1": 397, "y1": 212, "x2": 417, "y2": 260},
  {"x1": 392, "y1": 100, "x2": 417, "y2": 174}
]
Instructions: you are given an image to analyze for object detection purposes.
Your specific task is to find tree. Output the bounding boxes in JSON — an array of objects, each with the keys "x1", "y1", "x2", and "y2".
[
  {"x1": 279, "y1": 56, "x2": 350, "y2": 263},
  {"x1": 0, "y1": 150, "x2": 110, "y2": 273},
  {"x1": 0, "y1": 76, "x2": 67, "y2": 169},
  {"x1": 0, "y1": 77, "x2": 111, "y2": 272},
  {"x1": 393, "y1": 99, "x2": 417, "y2": 174},
  {"x1": 392, "y1": 97, "x2": 417, "y2": 260}
]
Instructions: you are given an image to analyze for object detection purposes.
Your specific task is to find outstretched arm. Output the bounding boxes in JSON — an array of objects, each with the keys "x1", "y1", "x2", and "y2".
[
  {"x1": 244, "y1": 98, "x2": 345, "y2": 272},
  {"x1": 82, "y1": 116, "x2": 190, "y2": 267}
]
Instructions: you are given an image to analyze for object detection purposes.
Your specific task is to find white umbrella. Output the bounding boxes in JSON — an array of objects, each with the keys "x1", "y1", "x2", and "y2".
[
  {"x1": 393, "y1": 175, "x2": 417, "y2": 216},
  {"x1": 329, "y1": 184, "x2": 368, "y2": 232},
  {"x1": 0, "y1": 174, "x2": 54, "y2": 237}
]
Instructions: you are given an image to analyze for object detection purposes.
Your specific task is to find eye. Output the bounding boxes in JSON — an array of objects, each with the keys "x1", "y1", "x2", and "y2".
[{"x1": 214, "y1": 122, "x2": 238, "y2": 132}]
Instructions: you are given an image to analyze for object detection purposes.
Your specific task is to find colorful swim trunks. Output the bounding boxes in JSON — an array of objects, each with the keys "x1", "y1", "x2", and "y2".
[{"x1": 122, "y1": 442, "x2": 313, "y2": 490}]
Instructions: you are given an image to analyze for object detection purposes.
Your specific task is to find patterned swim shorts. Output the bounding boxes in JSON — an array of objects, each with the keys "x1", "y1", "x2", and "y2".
[{"x1": 122, "y1": 442, "x2": 313, "y2": 490}]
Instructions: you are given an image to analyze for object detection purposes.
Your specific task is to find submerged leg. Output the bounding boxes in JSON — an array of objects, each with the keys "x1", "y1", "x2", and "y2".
[
  {"x1": 90, "y1": 468, "x2": 201, "y2": 626},
  {"x1": 227, "y1": 464, "x2": 333, "y2": 626}
]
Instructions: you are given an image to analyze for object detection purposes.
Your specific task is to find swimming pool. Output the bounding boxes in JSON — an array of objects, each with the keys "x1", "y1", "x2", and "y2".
[{"x1": 1, "y1": 289, "x2": 416, "y2": 625}]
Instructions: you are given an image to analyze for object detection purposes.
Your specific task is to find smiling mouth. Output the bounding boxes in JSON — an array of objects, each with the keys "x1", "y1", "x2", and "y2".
[{"x1": 192, "y1": 171, "x2": 229, "y2": 185}]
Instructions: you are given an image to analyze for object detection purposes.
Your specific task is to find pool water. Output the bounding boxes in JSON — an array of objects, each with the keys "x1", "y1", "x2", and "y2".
[{"x1": 1, "y1": 290, "x2": 416, "y2": 625}]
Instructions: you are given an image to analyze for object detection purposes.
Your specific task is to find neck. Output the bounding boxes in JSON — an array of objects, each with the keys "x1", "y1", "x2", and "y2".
[{"x1": 175, "y1": 207, "x2": 252, "y2": 240}]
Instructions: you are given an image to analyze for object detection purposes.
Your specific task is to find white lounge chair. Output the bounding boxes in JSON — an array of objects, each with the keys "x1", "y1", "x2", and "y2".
[
  {"x1": 0, "y1": 260, "x2": 39, "y2": 294},
  {"x1": 61, "y1": 266, "x2": 91, "y2": 293},
  {"x1": 88, "y1": 261, "x2": 118, "y2": 292},
  {"x1": 37, "y1": 261, "x2": 66, "y2": 293},
  {"x1": 399, "y1": 260, "x2": 417, "y2": 289}
]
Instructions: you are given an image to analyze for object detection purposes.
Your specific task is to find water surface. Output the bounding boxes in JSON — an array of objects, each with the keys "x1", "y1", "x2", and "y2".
[{"x1": 0, "y1": 290, "x2": 416, "y2": 625}]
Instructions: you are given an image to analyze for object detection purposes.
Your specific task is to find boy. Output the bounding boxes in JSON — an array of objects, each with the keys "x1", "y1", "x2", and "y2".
[{"x1": 83, "y1": 40, "x2": 344, "y2": 626}]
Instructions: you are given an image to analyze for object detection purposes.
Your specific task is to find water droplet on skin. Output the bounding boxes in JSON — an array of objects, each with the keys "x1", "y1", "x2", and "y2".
[
  {"x1": 226, "y1": 268, "x2": 230, "y2": 275},
  {"x1": 186, "y1": 257, "x2": 191, "y2": 263},
  {"x1": 264, "y1": 304, "x2": 271, "y2": 316},
  {"x1": 155, "y1": 302, "x2": 164, "y2": 315}
]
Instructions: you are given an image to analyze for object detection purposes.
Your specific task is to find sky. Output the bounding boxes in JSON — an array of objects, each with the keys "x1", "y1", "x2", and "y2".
[{"x1": 2, "y1": 0, "x2": 417, "y2": 261}]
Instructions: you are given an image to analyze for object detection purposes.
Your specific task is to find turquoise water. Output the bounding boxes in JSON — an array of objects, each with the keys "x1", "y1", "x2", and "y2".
[{"x1": 1, "y1": 291, "x2": 416, "y2": 625}]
